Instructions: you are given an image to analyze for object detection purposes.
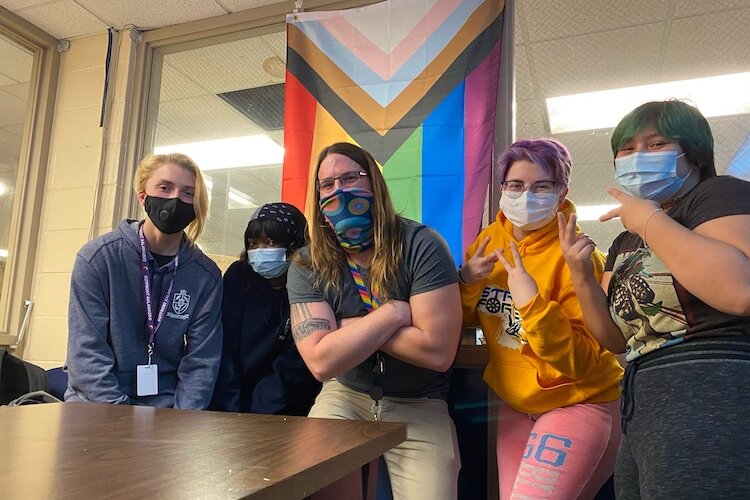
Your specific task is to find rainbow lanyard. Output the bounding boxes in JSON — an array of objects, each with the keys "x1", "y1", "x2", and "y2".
[
  {"x1": 345, "y1": 253, "x2": 379, "y2": 312},
  {"x1": 345, "y1": 253, "x2": 385, "y2": 421}
]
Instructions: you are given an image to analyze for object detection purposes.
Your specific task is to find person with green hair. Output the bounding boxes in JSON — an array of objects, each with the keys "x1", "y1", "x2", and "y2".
[{"x1": 558, "y1": 99, "x2": 750, "y2": 498}]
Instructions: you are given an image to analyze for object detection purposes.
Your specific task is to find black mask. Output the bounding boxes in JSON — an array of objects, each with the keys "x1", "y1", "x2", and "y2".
[{"x1": 144, "y1": 195, "x2": 196, "y2": 234}]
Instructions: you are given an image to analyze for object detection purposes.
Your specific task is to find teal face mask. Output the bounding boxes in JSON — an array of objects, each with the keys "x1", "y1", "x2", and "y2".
[
  {"x1": 615, "y1": 151, "x2": 692, "y2": 202},
  {"x1": 247, "y1": 247, "x2": 289, "y2": 279}
]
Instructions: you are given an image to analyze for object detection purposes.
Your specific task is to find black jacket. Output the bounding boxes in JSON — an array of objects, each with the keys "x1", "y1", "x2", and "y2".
[{"x1": 210, "y1": 260, "x2": 320, "y2": 414}]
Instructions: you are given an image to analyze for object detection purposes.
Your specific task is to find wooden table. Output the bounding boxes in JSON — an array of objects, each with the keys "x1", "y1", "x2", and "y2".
[{"x1": 0, "y1": 403, "x2": 406, "y2": 499}]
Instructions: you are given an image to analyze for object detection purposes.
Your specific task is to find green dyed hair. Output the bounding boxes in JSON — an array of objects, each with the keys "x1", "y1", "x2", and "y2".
[{"x1": 610, "y1": 100, "x2": 716, "y2": 180}]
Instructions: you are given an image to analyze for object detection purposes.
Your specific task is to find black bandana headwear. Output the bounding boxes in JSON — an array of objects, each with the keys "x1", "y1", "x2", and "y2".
[{"x1": 248, "y1": 203, "x2": 307, "y2": 249}]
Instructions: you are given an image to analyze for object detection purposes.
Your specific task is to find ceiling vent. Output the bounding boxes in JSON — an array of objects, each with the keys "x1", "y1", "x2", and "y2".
[{"x1": 218, "y1": 83, "x2": 285, "y2": 131}]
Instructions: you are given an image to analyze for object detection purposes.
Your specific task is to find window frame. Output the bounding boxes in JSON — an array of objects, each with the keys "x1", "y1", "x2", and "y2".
[
  {"x1": 0, "y1": 8, "x2": 60, "y2": 345},
  {"x1": 122, "y1": 0, "x2": 384, "y2": 226}
]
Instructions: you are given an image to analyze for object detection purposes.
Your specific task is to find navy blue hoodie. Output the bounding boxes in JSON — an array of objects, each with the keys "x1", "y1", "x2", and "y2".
[
  {"x1": 210, "y1": 260, "x2": 320, "y2": 414},
  {"x1": 65, "y1": 220, "x2": 222, "y2": 409}
]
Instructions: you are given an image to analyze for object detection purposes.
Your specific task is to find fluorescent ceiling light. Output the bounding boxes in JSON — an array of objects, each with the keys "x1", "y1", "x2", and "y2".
[
  {"x1": 547, "y1": 72, "x2": 750, "y2": 133},
  {"x1": 154, "y1": 135, "x2": 284, "y2": 171},
  {"x1": 575, "y1": 204, "x2": 620, "y2": 222},
  {"x1": 0, "y1": 249, "x2": 7, "y2": 258}
]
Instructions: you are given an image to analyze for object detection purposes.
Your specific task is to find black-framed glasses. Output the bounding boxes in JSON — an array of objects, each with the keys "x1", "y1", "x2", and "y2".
[
  {"x1": 316, "y1": 171, "x2": 368, "y2": 194},
  {"x1": 501, "y1": 180, "x2": 557, "y2": 199}
]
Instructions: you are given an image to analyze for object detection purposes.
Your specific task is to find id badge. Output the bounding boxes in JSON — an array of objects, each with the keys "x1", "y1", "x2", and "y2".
[{"x1": 136, "y1": 364, "x2": 159, "y2": 396}]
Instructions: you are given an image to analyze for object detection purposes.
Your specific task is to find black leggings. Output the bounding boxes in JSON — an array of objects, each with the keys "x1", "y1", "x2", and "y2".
[{"x1": 615, "y1": 339, "x2": 750, "y2": 499}]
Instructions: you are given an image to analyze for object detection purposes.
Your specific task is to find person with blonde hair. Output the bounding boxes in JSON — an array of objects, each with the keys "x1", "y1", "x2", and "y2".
[
  {"x1": 287, "y1": 142, "x2": 462, "y2": 499},
  {"x1": 65, "y1": 153, "x2": 222, "y2": 409}
]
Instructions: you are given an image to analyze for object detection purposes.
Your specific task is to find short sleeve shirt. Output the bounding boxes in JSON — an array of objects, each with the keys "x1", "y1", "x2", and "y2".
[
  {"x1": 604, "y1": 176, "x2": 750, "y2": 361},
  {"x1": 287, "y1": 218, "x2": 458, "y2": 399}
]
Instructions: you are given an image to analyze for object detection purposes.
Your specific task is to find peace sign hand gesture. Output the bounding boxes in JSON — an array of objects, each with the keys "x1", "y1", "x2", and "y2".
[
  {"x1": 557, "y1": 212, "x2": 596, "y2": 279},
  {"x1": 494, "y1": 241, "x2": 539, "y2": 308},
  {"x1": 459, "y1": 236, "x2": 499, "y2": 285}
]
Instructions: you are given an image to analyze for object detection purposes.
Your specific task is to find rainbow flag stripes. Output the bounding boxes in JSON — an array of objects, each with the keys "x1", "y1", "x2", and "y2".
[{"x1": 283, "y1": 0, "x2": 506, "y2": 264}]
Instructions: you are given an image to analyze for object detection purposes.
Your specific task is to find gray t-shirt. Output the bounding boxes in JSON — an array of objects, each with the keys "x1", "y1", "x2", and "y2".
[{"x1": 287, "y1": 218, "x2": 458, "y2": 399}]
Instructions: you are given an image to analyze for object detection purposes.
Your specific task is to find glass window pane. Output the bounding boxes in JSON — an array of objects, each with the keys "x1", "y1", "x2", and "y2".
[
  {"x1": 0, "y1": 33, "x2": 34, "y2": 307},
  {"x1": 144, "y1": 27, "x2": 286, "y2": 266},
  {"x1": 513, "y1": 0, "x2": 750, "y2": 250}
]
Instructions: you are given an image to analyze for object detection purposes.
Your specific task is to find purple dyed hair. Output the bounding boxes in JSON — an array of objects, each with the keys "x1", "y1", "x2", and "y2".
[{"x1": 496, "y1": 138, "x2": 572, "y2": 188}]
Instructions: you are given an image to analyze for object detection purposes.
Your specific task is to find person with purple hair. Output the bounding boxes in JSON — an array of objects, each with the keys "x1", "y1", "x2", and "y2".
[{"x1": 459, "y1": 138, "x2": 623, "y2": 499}]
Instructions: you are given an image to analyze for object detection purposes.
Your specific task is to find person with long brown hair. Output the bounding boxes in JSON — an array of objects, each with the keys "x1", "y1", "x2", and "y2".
[{"x1": 287, "y1": 142, "x2": 462, "y2": 499}]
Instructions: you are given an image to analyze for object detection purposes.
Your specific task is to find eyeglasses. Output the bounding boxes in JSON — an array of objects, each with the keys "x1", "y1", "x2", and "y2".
[
  {"x1": 501, "y1": 180, "x2": 557, "y2": 199},
  {"x1": 316, "y1": 171, "x2": 368, "y2": 194}
]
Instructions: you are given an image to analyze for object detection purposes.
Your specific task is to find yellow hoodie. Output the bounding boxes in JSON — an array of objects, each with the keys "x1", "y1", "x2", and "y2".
[{"x1": 460, "y1": 200, "x2": 623, "y2": 414}]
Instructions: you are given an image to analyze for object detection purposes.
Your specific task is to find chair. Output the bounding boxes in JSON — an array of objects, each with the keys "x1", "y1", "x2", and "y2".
[{"x1": 45, "y1": 366, "x2": 68, "y2": 401}]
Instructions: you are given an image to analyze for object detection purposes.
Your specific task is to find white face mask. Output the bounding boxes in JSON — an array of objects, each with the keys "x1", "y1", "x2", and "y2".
[{"x1": 500, "y1": 191, "x2": 560, "y2": 231}]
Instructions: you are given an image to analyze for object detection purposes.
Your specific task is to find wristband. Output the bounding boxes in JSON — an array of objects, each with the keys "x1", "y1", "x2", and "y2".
[
  {"x1": 457, "y1": 265, "x2": 468, "y2": 285},
  {"x1": 643, "y1": 208, "x2": 663, "y2": 245}
]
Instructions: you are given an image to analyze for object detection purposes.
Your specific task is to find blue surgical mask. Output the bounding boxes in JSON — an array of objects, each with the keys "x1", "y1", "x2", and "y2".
[
  {"x1": 247, "y1": 248, "x2": 289, "y2": 279},
  {"x1": 319, "y1": 187, "x2": 374, "y2": 253},
  {"x1": 615, "y1": 151, "x2": 692, "y2": 202}
]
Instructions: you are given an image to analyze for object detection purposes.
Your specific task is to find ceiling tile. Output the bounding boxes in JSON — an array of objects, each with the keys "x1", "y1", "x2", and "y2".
[
  {"x1": 554, "y1": 130, "x2": 614, "y2": 165},
  {"x1": 0, "y1": 0, "x2": 50, "y2": 10},
  {"x1": 218, "y1": 0, "x2": 284, "y2": 12},
  {"x1": 513, "y1": 45, "x2": 535, "y2": 101},
  {"x1": 568, "y1": 183, "x2": 618, "y2": 206},
  {"x1": 0, "y1": 36, "x2": 34, "y2": 82},
  {"x1": 16, "y1": 0, "x2": 108, "y2": 39},
  {"x1": 520, "y1": 0, "x2": 670, "y2": 42},
  {"x1": 75, "y1": 0, "x2": 227, "y2": 30},
  {"x1": 0, "y1": 126, "x2": 23, "y2": 157},
  {"x1": 151, "y1": 121, "x2": 190, "y2": 148},
  {"x1": 530, "y1": 23, "x2": 664, "y2": 98},
  {"x1": 515, "y1": 98, "x2": 547, "y2": 138},
  {"x1": 1, "y1": 82, "x2": 30, "y2": 100},
  {"x1": 260, "y1": 30, "x2": 286, "y2": 59},
  {"x1": 164, "y1": 31, "x2": 285, "y2": 94},
  {"x1": 157, "y1": 61, "x2": 209, "y2": 102},
  {"x1": 675, "y1": 0, "x2": 750, "y2": 16},
  {"x1": 661, "y1": 8, "x2": 750, "y2": 81},
  {"x1": 513, "y1": 4, "x2": 525, "y2": 46},
  {"x1": 154, "y1": 94, "x2": 263, "y2": 146},
  {"x1": 709, "y1": 115, "x2": 750, "y2": 177},
  {"x1": 0, "y1": 73, "x2": 16, "y2": 86},
  {"x1": 0, "y1": 90, "x2": 26, "y2": 127}
]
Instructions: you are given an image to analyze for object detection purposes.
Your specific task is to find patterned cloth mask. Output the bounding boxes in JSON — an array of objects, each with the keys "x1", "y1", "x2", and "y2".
[
  {"x1": 615, "y1": 151, "x2": 691, "y2": 202},
  {"x1": 500, "y1": 191, "x2": 560, "y2": 231},
  {"x1": 319, "y1": 187, "x2": 375, "y2": 253}
]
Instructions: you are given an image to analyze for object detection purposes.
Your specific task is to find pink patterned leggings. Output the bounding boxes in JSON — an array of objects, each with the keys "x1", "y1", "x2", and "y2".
[{"x1": 497, "y1": 400, "x2": 620, "y2": 499}]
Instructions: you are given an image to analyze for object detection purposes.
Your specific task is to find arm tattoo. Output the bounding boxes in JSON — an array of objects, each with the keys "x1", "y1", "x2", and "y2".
[{"x1": 291, "y1": 303, "x2": 331, "y2": 342}]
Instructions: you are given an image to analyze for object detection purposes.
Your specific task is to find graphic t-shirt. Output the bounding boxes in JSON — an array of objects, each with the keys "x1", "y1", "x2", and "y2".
[{"x1": 605, "y1": 176, "x2": 750, "y2": 361}]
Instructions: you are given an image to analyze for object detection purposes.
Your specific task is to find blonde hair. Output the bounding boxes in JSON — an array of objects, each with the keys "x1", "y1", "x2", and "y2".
[
  {"x1": 133, "y1": 153, "x2": 208, "y2": 243},
  {"x1": 302, "y1": 143, "x2": 403, "y2": 301}
]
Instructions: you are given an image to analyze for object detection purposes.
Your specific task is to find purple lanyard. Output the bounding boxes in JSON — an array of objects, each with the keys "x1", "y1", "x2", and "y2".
[{"x1": 138, "y1": 224, "x2": 179, "y2": 363}]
